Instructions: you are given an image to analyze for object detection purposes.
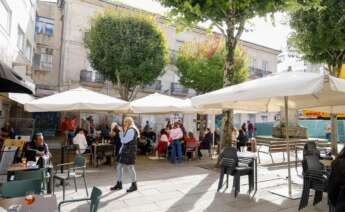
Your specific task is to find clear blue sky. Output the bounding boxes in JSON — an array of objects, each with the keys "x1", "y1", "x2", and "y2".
[{"x1": 120, "y1": 0, "x2": 291, "y2": 51}]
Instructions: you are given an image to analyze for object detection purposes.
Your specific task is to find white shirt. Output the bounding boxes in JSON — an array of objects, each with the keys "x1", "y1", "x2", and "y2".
[
  {"x1": 73, "y1": 133, "x2": 88, "y2": 154},
  {"x1": 160, "y1": 134, "x2": 169, "y2": 143}
]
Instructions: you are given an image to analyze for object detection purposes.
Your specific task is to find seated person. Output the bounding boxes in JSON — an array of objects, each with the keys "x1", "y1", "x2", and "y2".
[
  {"x1": 100, "y1": 124, "x2": 110, "y2": 142},
  {"x1": 24, "y1": 132, "x2": 51, "y2": 162},
  {"x1": 155, "y1": 129, "x2": 171, "y2": 157},
  {"x1": 73, "y1": 129, "x2": 89, "y2": 154},
  {"x1": 185, "y1": 132, "x2": 198, "y2": 160},
  {"x1": 198, "y1": 128, "x2": 213, "y2": 159}
]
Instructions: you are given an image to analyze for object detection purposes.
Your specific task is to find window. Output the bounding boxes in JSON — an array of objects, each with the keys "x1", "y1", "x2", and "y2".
[
  {"x1": 250, "y1": 57, "x2": 257, "y2": 73},
  {"x1": 35, "y1": 16, "x2": 54, "y2": 36},
  {"x1": 17, "y1": 26, "x2": 25, "y2": 51},
  {"x1": 262, "y1": 60, "x2": 269, "y2": 72},
  {"x1": 0, "y1": 0, "x2": 11, "y2": 34},
  {"x1": 33, "y1": 47, "x2": 53, "y2": 71},
  {"x1": 25, "y1": 41, "x2": 32, "y2": 61}
]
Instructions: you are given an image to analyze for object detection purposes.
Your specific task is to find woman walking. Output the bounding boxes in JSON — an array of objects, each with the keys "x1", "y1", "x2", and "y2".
[{"x1": 110, "y1": 117, "x2": 139, "y2": 192}]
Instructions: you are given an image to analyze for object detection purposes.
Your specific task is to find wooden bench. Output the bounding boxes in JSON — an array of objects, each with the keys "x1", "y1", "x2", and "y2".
[{"x1": 257, "y1": 139, "x2": 307, "y2": 163}]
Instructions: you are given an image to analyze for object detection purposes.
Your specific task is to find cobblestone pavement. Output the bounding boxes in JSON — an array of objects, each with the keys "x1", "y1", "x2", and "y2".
[{"x1": 54, "y1": 152, "x2": 329, "y2": 212}]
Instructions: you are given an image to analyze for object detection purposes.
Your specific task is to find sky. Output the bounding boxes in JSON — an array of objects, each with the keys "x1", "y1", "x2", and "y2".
[{"x1": 119, "y1": 0, "x2": 292, "y2": 51}]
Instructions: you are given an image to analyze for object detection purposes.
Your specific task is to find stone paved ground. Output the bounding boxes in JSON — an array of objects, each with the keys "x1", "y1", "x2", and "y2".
[{"x1": 53, "y1": 150, "x2": 331, "y2": 212}]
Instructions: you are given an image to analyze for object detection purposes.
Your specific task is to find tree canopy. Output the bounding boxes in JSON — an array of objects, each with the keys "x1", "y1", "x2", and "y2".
[
  {"x1": 85, "y1": 8, "x2": 168, "y2": 100},
  {"x1": 177, "y1": 36, "x2": 248, "y2": 93},
  {"x1": 289, "y1": 0, "x2": 345, "y2": 77}
]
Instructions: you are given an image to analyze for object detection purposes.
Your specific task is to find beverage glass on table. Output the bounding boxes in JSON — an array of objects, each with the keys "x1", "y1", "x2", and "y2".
[
  {"x1": 24, "y1": 192, "x2": 35, "y2": 205},
  {"x1": 21, "y1": 157, "x2": 27, "y2": 165}
]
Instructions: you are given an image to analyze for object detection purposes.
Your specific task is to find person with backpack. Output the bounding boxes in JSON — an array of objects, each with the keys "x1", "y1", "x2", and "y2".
[{"x1": 110, "y1": 117, "x2": 140, "y2": 192}]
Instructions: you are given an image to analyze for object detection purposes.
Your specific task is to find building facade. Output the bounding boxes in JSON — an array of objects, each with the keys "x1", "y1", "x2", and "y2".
[
  {"x1": 30, "y1": 0, "x2": 280, "y2": 132},
  {"x1": 278, "y1": 46, "x2": 325, "y2": 73},
  {"x1": 0, "y1": 0, "x2": 36, "y2": 127}
]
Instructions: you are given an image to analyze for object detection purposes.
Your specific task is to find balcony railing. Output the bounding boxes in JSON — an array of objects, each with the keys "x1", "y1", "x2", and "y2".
[
  {"x1": 249, "y1": 67, "x2": 272, "y2": 78},
  {"x1": 171, "y1": 82, "x2": 189, "y2": 95},
  {"x1": 80, "y1": 69, "x2": 105, "y2": 83},
  {"x1": 143, "y1": 80, "x2": 162, "y2": 91}
]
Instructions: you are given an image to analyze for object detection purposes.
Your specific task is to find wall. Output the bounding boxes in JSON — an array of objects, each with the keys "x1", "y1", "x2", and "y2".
[
  {"x1": 0, "y1": 0, "x2": 36, "y2": 79},
  {"x1": 33, "y1": 1, "x2": 62, "y2": 90},
  {"x1": 255, "y1": 120, "x2": 345, "y2": 142}
]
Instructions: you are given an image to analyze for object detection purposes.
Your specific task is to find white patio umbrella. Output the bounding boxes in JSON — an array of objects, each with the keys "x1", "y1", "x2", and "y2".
[
  {"x1": 130, "y1": 93, "x2": 195, "y2": 114},
  {"x1": 192, "y1": 71, "x2": 345, "y2": 197},
  {"x1": 25, "y1": 87, "x2": 129, "y2": 112}
]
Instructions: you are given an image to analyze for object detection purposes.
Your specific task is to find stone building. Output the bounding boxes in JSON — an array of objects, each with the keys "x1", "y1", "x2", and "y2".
[
  {"x1": 0, "y1": 0, "x2": 36, "y2": 129},
  {"x1": 31, "y1": 0, "x2": 280, "y2": 132}
]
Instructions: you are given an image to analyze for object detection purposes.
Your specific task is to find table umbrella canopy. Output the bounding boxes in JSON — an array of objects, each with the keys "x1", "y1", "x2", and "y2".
[
  {"x1": 24, "y1": 87, "x2": 129, "y2": 112},
  {"x1": 130, "y1": 93, "x2": 195, "y2": 114},
  {"x1": 0, "y1": 61, "x2": 34, "y2": 94},
  {"x1": 192, "y1": 72, "x2": 345, "y2": 112}
]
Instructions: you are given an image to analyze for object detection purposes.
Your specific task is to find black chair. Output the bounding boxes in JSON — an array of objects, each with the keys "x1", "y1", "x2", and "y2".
[
  {"x1": 299, "y1": 155, "x2": 329, "y2": 210},
  {"x1": 303, "y1": 142, "x2": 320, "y2": 158},
  {"x1": 217, "y1": 147, "x2": 254, "y2": 197}
]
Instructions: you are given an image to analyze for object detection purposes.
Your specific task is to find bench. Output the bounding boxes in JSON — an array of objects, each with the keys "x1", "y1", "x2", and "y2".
[{"x1": 257, "y1": 140, "x2": 307, "y2": 163}]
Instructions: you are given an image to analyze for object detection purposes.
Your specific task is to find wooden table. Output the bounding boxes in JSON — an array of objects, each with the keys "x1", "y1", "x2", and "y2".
[
  {"x1": 0, "y1": 195, "x2": 57, "y2": 212},
  {"x1": 7, "y1": 163, "x2": 54, "y2": 194}
]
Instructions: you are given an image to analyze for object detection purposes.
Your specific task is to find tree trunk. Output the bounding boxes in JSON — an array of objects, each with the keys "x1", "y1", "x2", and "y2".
[
  {"x1": 330, "y1": 113, "x2": 338, "y2": 156},
  {"x1": 220, "y1": 12, "x2": 236, "y2": 149}
]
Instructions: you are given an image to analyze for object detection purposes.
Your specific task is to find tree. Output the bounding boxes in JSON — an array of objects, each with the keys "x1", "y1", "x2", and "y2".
[
  {"x1": 157, "y1": 0, "x2": 295, "y2": 147},
  {"x1": 176, "y1": 36, "x2": 249, "y2": 93},
  {"x1": 85, "y1": 8, "x2": 168, "y2": 101},
  {"x1": 289, "y1": 0, "x2": 345, "y2": 154}
]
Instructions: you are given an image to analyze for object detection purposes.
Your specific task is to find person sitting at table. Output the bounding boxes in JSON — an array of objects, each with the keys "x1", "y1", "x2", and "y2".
[
  {"x1": 100, "y1": 123, "x2": 110, "y2": 142},
  {"x1": 328, "y1": 146, "x2": 345, "y2": 212},
  {"x1": 185, "y1": 132, "x2": 198, "y2": 160},
  {"x1": 24, "y1": 132, "x2": 51, "y2": 162},
  {"x1": 73, "y1": 129, "x2": 89, "y2": 154},
  {"x1": 155, "y1": 128, "x2": 171, "y2": 158},
  {"x1": 198, "y1": 128, "x2": 212, "y2": 160}
]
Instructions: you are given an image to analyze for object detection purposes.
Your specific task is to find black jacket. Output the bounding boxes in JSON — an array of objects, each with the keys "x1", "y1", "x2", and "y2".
[
  {"x1": 200, "y1": 132, "x2": 212, "y2": 149},
  {"x1": 237, "y1": 129, "x2": 248, "y2": 146},
  {"x1": 118, "y1": 128, "x2": 138, "y2": 165},
  {"x1": 328, "y1": 158, "x2": 345, "y2": 212}
]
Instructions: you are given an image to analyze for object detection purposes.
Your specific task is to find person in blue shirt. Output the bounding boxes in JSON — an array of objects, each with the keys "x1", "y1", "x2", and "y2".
[{"x1": 110, "y1": 117, "x2": 140, "y2": 192}]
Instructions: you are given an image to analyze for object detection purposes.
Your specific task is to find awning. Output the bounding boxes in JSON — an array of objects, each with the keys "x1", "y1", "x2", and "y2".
[
  {"x1": 8, "y1": 93, "x2": 35, "y2": 105},
  {"x1": 0, "y1": 61, "x2": 34, "y2": 94}
]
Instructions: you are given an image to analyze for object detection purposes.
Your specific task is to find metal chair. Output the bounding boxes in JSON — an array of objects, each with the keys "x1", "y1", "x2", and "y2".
[
  {"x1": 53, "y1": 155, "x2": 88, "y2": 200},
  {"x1": 2, "y1": 179, "x2": 42, "y2": 198},
  {"x1": 299, "y1": 155, "x2": 329, "y2": 210},
  {"x1": 217, "y1": 147, "x2": 254, "y2": 197},
  {"x1": 58, "y1": 186, "x2": 102, "y2": 212}
]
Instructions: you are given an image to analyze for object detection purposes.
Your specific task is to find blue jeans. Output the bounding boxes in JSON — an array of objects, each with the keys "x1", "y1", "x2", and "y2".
[
  {"x1": 171, "y1": 140, "x2": 182, "y2": 163},
  {"x1": 326, "y1": 132, "x2": 331, "y2": 141}
]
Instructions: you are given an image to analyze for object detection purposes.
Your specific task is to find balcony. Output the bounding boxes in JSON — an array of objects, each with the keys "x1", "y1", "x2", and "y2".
[
  {"x1": 171, "y1": 82, "x2": 189, "y2": 95},
  {"x1": 143, "y1": 80, "x2": 162, "y2": 91},
  {"x1": 80, "y1": 70, "x2": 105, "y2": 84},
  {"x1": 249, "y1": 67, "x2": 272, "y2": 78}
]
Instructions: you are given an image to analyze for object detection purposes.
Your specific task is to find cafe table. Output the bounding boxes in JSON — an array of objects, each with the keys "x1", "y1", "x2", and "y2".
[
  {"x1": 7, "y1": 163, "x2": 54, "y2": 194},
  {"x1": 0, "y1": 195, "x2": 57, "y2": 212}
]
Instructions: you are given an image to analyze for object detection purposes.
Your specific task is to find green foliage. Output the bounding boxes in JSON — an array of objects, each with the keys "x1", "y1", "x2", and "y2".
[
  {"x1": 289, "y1": 0, "x2": 345, "y2": 77},
  {"x1": 176, "y1": 37, "x2": 248, "y2": 93},
  {"x1": 85, "y1": 8, "x2": 168, "y2": 100},
  {"x1": 159, "y1": 0, "x2": 293, "y2": 36}
]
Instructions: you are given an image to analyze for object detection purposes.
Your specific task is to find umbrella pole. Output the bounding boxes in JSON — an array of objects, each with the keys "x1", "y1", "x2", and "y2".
[{"x1": 284, "y1": 96, "x2": 292, "y2": 196}]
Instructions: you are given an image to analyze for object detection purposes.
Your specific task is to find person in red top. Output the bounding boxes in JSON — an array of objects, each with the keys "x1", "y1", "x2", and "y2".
[
  {"x1": 61, "y1": 117, "x2": 69, "y2": 145},
  {"x1": 155, "y1": 128, "x2": 171, "y2": 158},
  {"x1": 185, "y1": 132, "x2": 198, "y2": 160}
]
